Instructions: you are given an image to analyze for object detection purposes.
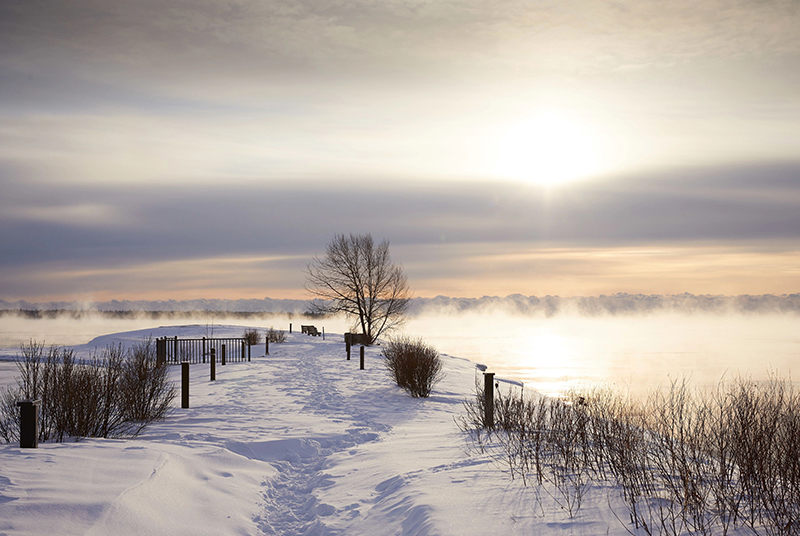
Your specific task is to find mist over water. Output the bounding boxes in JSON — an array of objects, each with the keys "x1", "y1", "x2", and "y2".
[
  {"x1": 0, "y1": 313, "x2": 351, "y2": 350},
  {"x1": 409, "y1": 312, "x2": 800, "y2": 397},
  {"x1": 0, "y1": 310, "x2": 798, "y2": 398}
]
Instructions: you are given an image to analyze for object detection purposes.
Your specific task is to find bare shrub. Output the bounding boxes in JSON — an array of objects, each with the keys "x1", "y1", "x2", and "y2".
[
  {"x1": 117, "y1": 338, "x2": 176, "y2": 435},
  {"x1": 267, "y1": 327, "x2": 286, "y2": 343},
  {"x1": 243, "y1": 328, "x2": 261, "y2": 346},
  {"x1": 1, "y1": 338, "x2": 175, "y2": 443},
  {"x1": 383, "y1": 336, "x2": 444, "y2": 398},
  {"x1": 458, "y1": 372, "x2": 800, "y2": 533},
  {"x1": 0, "y1": 387, "x2": 18, "y2": 443}
]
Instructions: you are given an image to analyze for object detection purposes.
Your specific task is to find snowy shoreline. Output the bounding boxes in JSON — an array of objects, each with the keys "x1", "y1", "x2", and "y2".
[{"x1": 0, "y1": 325, "x2": 754, "y2": 535}]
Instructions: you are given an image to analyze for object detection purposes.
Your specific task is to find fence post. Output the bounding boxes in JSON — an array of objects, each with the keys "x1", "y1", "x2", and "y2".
[
  {"x1": 210, "y1": 348, "x2": 216, "y2": 381},
  {"x1": 16, "y1": 400, "x2": 40, "y2": 448},
  {"x1": 248, "y1": 342, "x2": 251, "y2": 362},
  {"x1": 483, "y1": 372, "x2": 495, "y2": 428},
  {"x1": 202, "y1": 337, "x2": 206, "y2": 364},
  {"x1": 221, "y1": 344, "x2": 226, "y2": 366},
  {"x1": 346, "y1": 333, "x2": 351, "y2": 360},
  {"x1": 322, "y1": 327, "x2": 325, "y2": 341},
  {"x1": 182, "y1": 362, "x2": 190, "y2": 408},
  {"x1": 289, "y1": 323, "x2": 292, "y2": 334},
  {"x1": 360, "y1": 345, "x2": 365, "y2": 370},
  {"x1": 156, "y1": 338, "x2": 165, "y2": 366},
  {"x1": 241, "y1": 341, "x2": 245, "y2": 363},
  {"x1": 265, "y1": 337, "x2": 269, "y2": 356},
  {"x1": 174, "y1": 336, "x2": 178, "y2": 363}
]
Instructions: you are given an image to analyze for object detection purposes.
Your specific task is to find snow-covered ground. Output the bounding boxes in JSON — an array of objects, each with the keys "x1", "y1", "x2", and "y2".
[{"x1": 0, "y1": 325, "x2": 699, "y2": 535}]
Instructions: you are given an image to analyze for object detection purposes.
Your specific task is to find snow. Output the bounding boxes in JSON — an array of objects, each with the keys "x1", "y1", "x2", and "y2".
[{"x1": 0, "y1": 325, "x2": 720, "y2": 535}]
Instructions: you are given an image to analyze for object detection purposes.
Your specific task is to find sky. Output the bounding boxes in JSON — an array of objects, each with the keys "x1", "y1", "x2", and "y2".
[{"x1": 1, "y1": 0, "x2": 799, "y2": 302}]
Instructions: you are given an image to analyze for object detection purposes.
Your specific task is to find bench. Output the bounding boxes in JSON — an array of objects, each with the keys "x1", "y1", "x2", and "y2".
[{"x1": 301, "y1": 325, "x2": 321, "y2": 336}]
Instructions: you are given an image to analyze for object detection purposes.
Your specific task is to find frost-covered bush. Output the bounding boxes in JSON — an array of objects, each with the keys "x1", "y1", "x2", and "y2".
[{"x1": 383, "y1": 336, "x2": 444, "y2": 398}]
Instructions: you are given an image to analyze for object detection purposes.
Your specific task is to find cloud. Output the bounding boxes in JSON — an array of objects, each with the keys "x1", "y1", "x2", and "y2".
[
  {"x1": 1, "y1": 160, "x2": 799, "y2": 265},
  {"x1": 2, "y1": 0, "x2": 798, "y2": 110},
  {"x1": 0, "y1": 160, "x2": 798, "y2": 299},
  {"x1": 1, "y1": 1, "x2": 799, "y2": 300}
]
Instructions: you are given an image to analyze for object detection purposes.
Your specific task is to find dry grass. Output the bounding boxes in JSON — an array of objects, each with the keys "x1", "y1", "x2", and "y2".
[
  {"x1": 266, "y1": 327, "x2": 287, "y2": 343},
  {"x1": 459, "y1": 373, "x2": 800, "y2": 534}
]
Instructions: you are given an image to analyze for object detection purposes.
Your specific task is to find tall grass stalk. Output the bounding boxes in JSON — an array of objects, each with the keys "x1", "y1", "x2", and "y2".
[{"x1": 458, "y1": 373, "x2": 800, "y2": 534}]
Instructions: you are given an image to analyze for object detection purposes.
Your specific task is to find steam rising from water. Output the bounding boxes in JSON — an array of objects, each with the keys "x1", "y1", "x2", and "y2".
[
  {"x1": 0, "y1": 300, "x2": 798, "y2": 398},
  {"x1": 406, "y1": 312, "x2": 799, "y2": 397}
]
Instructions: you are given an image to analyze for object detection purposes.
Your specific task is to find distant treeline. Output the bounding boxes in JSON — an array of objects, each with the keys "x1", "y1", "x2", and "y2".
[{"x1": 0, "y1": 309, "x2": 326, "y2": 320}]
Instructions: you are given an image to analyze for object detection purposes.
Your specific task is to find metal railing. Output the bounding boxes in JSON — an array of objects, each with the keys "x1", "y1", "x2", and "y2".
[{"x1": 156, "y1": 336, "x2": 251, "y2": 365}]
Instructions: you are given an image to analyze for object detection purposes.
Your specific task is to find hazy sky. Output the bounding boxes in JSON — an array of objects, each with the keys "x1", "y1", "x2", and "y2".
[{"x1": 1, "y1": 0, "x2": 799, "y2": 301}]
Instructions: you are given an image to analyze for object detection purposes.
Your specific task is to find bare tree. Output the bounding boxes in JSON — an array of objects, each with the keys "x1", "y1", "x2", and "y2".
[{"x1": 305, "y1": 233, "x2": 411, "y2": 344}]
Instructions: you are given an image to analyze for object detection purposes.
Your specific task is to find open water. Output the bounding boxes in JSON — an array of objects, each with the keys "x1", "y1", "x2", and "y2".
[{"x1": 1, "y1": 311, "x2": 798, "y2": 397}]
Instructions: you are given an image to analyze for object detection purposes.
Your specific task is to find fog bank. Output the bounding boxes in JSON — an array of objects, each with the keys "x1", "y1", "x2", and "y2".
[
  {"x1": 410, "y1": 293, "x2": 800, "y2": 317},
  {"x1": 4, "y1": 293, "x2": 797, "y2": 317}
]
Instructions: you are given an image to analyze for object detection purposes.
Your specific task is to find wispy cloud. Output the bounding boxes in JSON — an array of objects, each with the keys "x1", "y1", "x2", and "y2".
[{"x1": 1, "y1": 0, "x2": 798, "y2": 300}]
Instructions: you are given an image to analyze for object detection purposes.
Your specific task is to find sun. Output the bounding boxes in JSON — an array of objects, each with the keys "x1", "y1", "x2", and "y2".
[{"x1": 493, "y1": 111, "x2": 600, "y2": 186}]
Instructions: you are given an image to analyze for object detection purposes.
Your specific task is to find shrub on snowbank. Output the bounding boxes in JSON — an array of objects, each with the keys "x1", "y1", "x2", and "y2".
[
  {"x1": 266, "y1": 327, "x2": 287, "y2": 343},
  {"x1": 459, "y1": 374, "x2": 800, "y2": 534},
  {"x1": 243, "y1": 328, "x2": 261, "y2": 346},
  {"x1": 383, "y1": 336, "x2": 444, "y2": 398},
  {"x1": 0, "y1": 338, "x2": 175, "y2": 443}
]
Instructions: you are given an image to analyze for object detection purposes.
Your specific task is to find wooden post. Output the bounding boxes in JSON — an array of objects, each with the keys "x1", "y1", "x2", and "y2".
[
  {"x1": 210, "y1": 348, "x2": 216, "y2": 381},
  {"x1": 202, "y1": 337, "x2": 206, "y2": 364},
  {"x1": 360, "y1": 345, "x2": 365, "y2": 370},
  {"x1": 182, "y1": 362, "x2": 190, "y2": 408},
  {"x1": 221, "y1": 344, "x2": 226, "y2": 366},
  {"x1": 16, "y1": 400, "x2": 40, "y2": 448},
  {"x1": 289, "y1": 323, "x2": 292, "y2": 334},
  {"x1": 156, "y1": 338, "x2": 165, "y2": 366},
  {"x1": 242, "y1": 341, "x2": 246, "y2": 363},
  {"x1": 483, "y1": 372, "x2": 495, "y2": 428},
  {"x1": 346, "y1": 333, "x2": 351, "y2": 360},
  {"x1": 248, "y1": 342, "x2": 251, "y2": 362},
  {"x1": 174, "y1": 336, "x2": 178, "y2": 363},
  {"x1": 322, "y1": 327, "x2": 325, "y2": 341},
  {"x1": 265, "y1": 337, "x2": 269, "y2": 355}
]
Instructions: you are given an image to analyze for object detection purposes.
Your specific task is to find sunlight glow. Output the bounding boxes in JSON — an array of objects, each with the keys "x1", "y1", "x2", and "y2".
[{"x1": 493, "y1": 111, "x2": 600, "y2": 186}]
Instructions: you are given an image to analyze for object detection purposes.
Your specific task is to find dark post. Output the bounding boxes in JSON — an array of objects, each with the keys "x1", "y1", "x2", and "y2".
[
  {"x1": 16, "y1": 400, "x2": 40, "y2": 448},
  {"x1": 346, "y1": 333, "x2": 351, "y2": 360},
  {"x1": 174, "y1": 336, "x2": 178, "y2": 363},
  {"x1": 322, "y1": 327, "x2": 325, "y2": 341},
  {"x1": 221, "y1": 344, "x2": 226, "y2": 366},
  {"x1": 289, "y1": 323, "x2": 292, "y2": 334},
  {"x1": 156, "y1": 338, "x2": 165, "y2": 366},
  {"x1": 265, "y1": 337, "x2": 269, "y2": 355},
  {"x1": 202, "y1": 337, "x2": 206, "y2": 364},
  {"x1": 483, "y1": 372, "x2": 495, "y2": 428},
  {"x1": 182, "y1": 362, "x2": 190, "y2": 408},
  {"x1": 360, "y1": 345, "x2": 365, "y2": 370},
  {"x1": 241, "y1": 341, "x2": 246, "y2": 363},
  {"x1": 247, "y1": 342, "x2": 251, "y2": 362},
  {"x1": 210, "y1": 348, "x2": 216, "y2": 381}
]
